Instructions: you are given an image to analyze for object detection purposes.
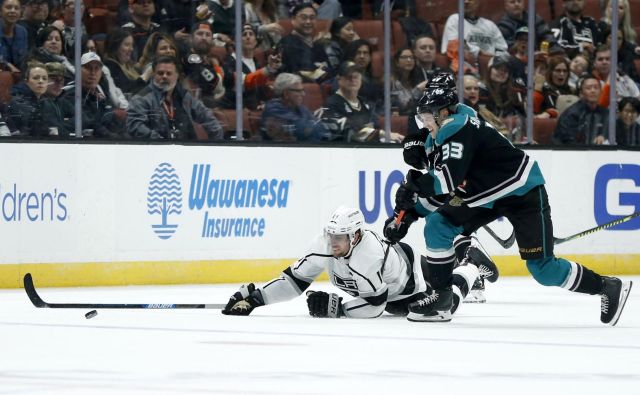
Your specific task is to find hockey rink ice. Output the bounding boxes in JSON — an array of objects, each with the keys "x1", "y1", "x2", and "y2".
[{"x1": 1, "y1": 276, "x2": 639, "y2": 395}]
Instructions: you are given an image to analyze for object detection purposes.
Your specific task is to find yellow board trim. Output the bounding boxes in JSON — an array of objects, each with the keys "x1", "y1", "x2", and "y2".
[{"x1": 1, "y1": 254, "x2": 639, "y2": 288}]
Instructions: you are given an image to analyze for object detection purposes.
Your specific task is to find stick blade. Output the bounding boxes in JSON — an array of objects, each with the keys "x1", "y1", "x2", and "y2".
[{"x1": 23, "y1": 273, "x2": 47, "y2": 308}]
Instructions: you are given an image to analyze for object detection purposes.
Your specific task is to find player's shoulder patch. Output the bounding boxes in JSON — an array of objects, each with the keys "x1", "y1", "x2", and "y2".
[{"x1": 436, "y1": 114, "x2": 468, "y2": 144}]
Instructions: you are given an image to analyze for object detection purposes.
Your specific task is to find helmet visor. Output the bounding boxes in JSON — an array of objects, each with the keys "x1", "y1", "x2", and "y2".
[{"x1": 415, "y1": 112, "x2": 438, "y2": 131}]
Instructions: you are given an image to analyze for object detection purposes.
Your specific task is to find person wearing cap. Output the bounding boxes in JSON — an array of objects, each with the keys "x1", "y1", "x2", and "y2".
[
  {"x1": 259, "y1": 72, "x2": 327, "y2": 141},
  {"x1": 279, "y1": 3, "x2": 330, "y2": 82},
  {"x1": 7, "y1": 61, "x2": 67, "y2": 137},
  {"x1": 181, "y1": 22, "x2": 225, "y2": 108},
  {"x1": 440, "y1": 0, "x2": 508, "y2": 60},
  {"x1": 0, "y1": 0, "x2": 28, "y2": 74},
  {"x1": 497, "y1": 0, "x2": 555, "y2": 50},
  {"x1": 321, "y1": 61, "x2": 392, "y2": 142},
  {"x1": 61, "y1": 52, "x2": 126, "y2": 138},
  {"x1": 18, "y1": 0, "x2": 49, "y2": 48},
  {"x1": 44, "y1": 61, "x2": 74, "y2": 135},
  {"x1": 127, "y1": 55, "x2": 223, "y2": 140},
  {"x1": 220, "y1": 23, "x2": 263, "y2": 109},
  {"x1": 121, "y1": 0, "x2": 160, "y2": 57}
]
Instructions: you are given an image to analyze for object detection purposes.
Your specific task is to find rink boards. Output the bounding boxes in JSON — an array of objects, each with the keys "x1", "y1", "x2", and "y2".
[{"x1": 0, "y1": 143, "x2": 638, "y2": 288}]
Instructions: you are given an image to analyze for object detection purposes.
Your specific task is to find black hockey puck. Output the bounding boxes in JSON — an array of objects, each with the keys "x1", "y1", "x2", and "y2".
[{"x1": 85, "y1": 310, "x2": 98, "y2": 319}]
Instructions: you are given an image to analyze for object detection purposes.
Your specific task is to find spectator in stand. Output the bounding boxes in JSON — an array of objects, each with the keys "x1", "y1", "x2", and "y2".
[
  {"x1": 286, "y1": 0, "x2": 342, "y2": 20},
  {"x1": 591, "y1": 45, "x2": 639, "y2": 107},
  {"x1": 497, "y1": 0, "x2": 555, "y2": 50},
  {"x1": 463, "y1": 74, "x2": 510, "y2": 136},
  {"x1": 568, "y1": 53, "x2": 589, "y2": 90},
  {"x1": 136, "y1": 32, "x2": 179, "y2": 76},
  {"x1": 244, "y1": 0, "x2": 283, "y2": 50},
  {"x1": 83, "y1": 37, "x2": 130, "y2": 111},
  {"x1": 24, "y1": 26, "x2": 74, "y2": 82},
  {"x1": 440, "y1": 0, "x2": 508, "y2": 60},
  {"x1": 597, "y1": 0, "x2": 637, "y2": 46},
  {"x1": 322, "y1": 61, "x2": 380, "y2": 142},
  {"x1": 616, "y1": 97, "x2": 640, "y2": 146},
  {"x1": 44, "y1": 61, "x2": 73, "y2": 136},
  {"x1": 122, "y1": 0, "x2": 160, "y2": 58},
  {"x1": 390, "y1": 47, "x2": 421, "y2": 116},
  {"x1": 554, "y1": 75, "x2": 608, "y2": 144},
  {"x1": 127, "y1": 56, "x2": 224, "y2": 140},
  {"x1": 550, "y1": 0, "x2": 601, "y2": 59},
  {"x1": 478, "y1": 53, "x2": 526, "y2": 139},
  {"x1": 205, "y1": 0, "x2": 236, "y2": 41},
  {"x1": 280, "y1": 3, "x2": 330, "y2": 82},
  {"x1": 221, "y1": 23, "x2": 262, "y2": 109},
  {"x1": 533, "y1": 56, "x2": 575, "y2": 118},
  {"x1": 51, "y1": 0, "x2": 87, "y2": 59},
  {"x1": 259, "y1": 72, "x2": 327, "y2": 141},
  {"x1": 411, "y1": 35, "x2": 448, "y2": 89},
  {"x1": 315, "y1": 17, "x2": 357, "y2": 77},
  {"x1": 343, "y1": 39, "x2": 382, "y2": 113},
  {"x1": 181, "y1": 22, "x2": 225, "y2": 108},
  {"x1": 155, "y1": 0, "x2": 201, "y2": 43},
  {"x1": 18, "y1": 0, "x2": 49, "y2": 48},
  {"x1": 62, "y1": 52, "x2": 126, "y2": 138},
  {"x1": 104, "y1": 27, "x2": 150, "y2": 95},
  {"x1": 508, "y1": 26, "x2": 530, "y2": 83},
  {"x1": 244, "y1": 43, "x2": 283, "y2": 110},
  {"x1": 600, "y1": 26, "x2": 640, "y2": 83},
  {"x1": 0, "y1": 0, "x2": 28, "y2": 74},
  {"x1": 7, "y1": 62, "x2": 65, "y2": 137}
]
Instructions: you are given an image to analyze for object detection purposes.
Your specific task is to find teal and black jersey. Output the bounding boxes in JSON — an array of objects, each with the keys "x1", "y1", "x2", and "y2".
[{"x1": 420, "y1": 104, "x2": 545, "y2": 209}]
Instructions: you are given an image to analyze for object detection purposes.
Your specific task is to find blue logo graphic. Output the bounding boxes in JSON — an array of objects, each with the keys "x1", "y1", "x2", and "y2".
[
  {"x1": 594, "y1": 164, "x2": 640, "y2": 230},
  {"x1": 147, "y1": 163, "x2": 183, "y2": 239},
  {"x1": 358, "y1": 170, "x2": 404, "y2": 223}
]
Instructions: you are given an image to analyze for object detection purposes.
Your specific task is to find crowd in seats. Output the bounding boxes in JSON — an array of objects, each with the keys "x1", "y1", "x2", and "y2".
[{"x1": 0, "y1": 0, "x2": 639, "y2": 145}]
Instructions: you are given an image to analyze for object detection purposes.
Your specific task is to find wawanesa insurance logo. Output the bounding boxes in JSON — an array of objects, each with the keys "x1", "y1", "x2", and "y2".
[
  {"x1": 147, "y1": 163, "x2": 183, "y2": 240},
  {"x1": 146, "y1": 162, "x2": 290, "y2": 240}
]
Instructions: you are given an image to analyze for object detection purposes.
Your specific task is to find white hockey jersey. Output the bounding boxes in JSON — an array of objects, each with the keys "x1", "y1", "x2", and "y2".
[{"x1": 259, "y1": 230, "x2": 427, "y2": 318}]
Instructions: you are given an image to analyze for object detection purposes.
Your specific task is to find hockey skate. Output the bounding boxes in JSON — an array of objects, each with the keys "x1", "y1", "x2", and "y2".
[
  {"x1": 600, "y1": 277, "x2": 633, "y2": 326},
  {"x1": 464, "y1": 277, "x2": 487, "y2": 303},
  {"x1": 466, "y1": 242, "x2": 499, "y2": 283},
  {"x1": 407, "y1": 287, "x2": 453, "y2": 322}
]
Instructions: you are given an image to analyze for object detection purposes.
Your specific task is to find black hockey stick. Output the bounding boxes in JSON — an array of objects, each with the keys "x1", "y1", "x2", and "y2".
[
  {"x1": 23, "y1": 273, "x2": 225, "y2": 309},
  {"x1": 553, "y1": 212, "x2": 640, "y2": 245},
  {"x1": 483, "y1": 225, "x2": 516, "y2": 249}
]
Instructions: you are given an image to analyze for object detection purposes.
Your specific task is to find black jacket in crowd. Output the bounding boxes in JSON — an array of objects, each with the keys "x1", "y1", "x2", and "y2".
[{"x1": 553, "y1": 99, "x2": 609, "y2": 144}]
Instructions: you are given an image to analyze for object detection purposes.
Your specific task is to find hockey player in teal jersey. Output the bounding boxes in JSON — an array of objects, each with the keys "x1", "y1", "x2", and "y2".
[{"x1": 384, "y1": 74, "x2": 632, "y2": 325}]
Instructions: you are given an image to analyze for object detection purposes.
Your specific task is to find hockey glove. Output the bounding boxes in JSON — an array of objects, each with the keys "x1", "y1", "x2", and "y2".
[
  {"x1": 402, "y1": 129, "x2": 429, "y2": 170},
  {"x1": 306, "y1": 290, "x2": 344, "y2": 318},
  {"x1": 394, "y1": 171, "x2": 424, "y2": 210},
  {"x1": 221, "y1": 283, "x2": 265, "y2": 316},
  {"x1": 383, "y1": 209, "x2": 419, "y2": 243}
]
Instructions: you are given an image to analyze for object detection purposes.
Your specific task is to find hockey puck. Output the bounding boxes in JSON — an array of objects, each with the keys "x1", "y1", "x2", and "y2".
[{"x1": 85, "y1": 310, "x2": 98, "y2": 319}]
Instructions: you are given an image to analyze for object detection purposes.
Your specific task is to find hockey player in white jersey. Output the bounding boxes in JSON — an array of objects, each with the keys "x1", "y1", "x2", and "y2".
[{"x1": 222, "y1": 206, "x2": 496, "y2": 320}]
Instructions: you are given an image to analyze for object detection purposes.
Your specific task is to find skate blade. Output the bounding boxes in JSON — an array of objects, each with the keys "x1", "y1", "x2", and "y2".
[
  {"x1": 609, "y1": 281, "x2": 633, "y2": 327},
  {"x1": 407, "y1": 311, "x2": 452, "y2": 322},
  {"x1": 463, "y1": 298, "x2": 486, "y2": 304}
]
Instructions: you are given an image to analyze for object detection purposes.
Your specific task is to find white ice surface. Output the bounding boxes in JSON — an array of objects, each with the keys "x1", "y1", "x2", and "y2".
[{"x1": 1, "y1": 277, "x2": 639, "y2": 395}]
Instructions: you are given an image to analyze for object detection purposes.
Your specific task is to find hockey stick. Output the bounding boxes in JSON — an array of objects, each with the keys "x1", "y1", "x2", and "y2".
[
  {"x1": 482, "y1": 225, "x2": 516, "y2": 249},
  {"x1": 553, "y1": 212, "x2": 640, "y2": 245},
  {"x1": 23, "y1": 273, "x2": 226, "y2": 309},
  {"x1": 381, "y1": 210, "x2": 406, "y2": 273}
]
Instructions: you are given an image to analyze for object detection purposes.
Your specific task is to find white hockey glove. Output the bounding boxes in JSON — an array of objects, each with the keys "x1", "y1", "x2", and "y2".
[
  {"x1": 306, "y1": 290, "x2": 344, "y2": 318},
  {"x1": 221, "y1": 283, "x2": 265, "y2": 316}
]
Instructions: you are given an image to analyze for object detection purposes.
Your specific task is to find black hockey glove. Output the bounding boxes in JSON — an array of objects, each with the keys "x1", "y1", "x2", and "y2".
[
  {"x1": 306, "y1": 290, "x2": 344, "y2": 318},
  {"x1": 395, "y1": 169, "x2": 428, "y2": 210},
  {"x1": 402, "y1": 128, "x2": 429, "y2": 170},
  {"x1": 383, "y1": 209, "x2": 419, "y2": 243},
  {"x1": 221, "y1": 283, "x2": 265, "y2": 316}
]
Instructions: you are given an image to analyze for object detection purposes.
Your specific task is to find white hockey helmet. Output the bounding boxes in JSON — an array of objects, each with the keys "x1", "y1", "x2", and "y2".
[{"x1": 325, "y1": 206, "x2": 365, "y2": 240}]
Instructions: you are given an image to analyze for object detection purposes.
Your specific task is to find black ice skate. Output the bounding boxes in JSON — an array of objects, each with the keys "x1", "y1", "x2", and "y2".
[
  {"x1": 466, "y1": 243, "x2": 499, "y2": 283},
  {"x1": 600, "y1": 277, "x2": 633, "y2": 326},
  {"x1": 407, "y1": 287, "x2": 453, "y2": 322}
]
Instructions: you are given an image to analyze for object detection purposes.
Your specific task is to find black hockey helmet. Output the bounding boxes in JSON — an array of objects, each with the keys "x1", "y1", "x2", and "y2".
[
  {"x1": 427, "y1": 72, "x2": 456, "y2": 91},
  {"x1": 416, "y1": 87, "x2": 458, "y2": 116}
]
